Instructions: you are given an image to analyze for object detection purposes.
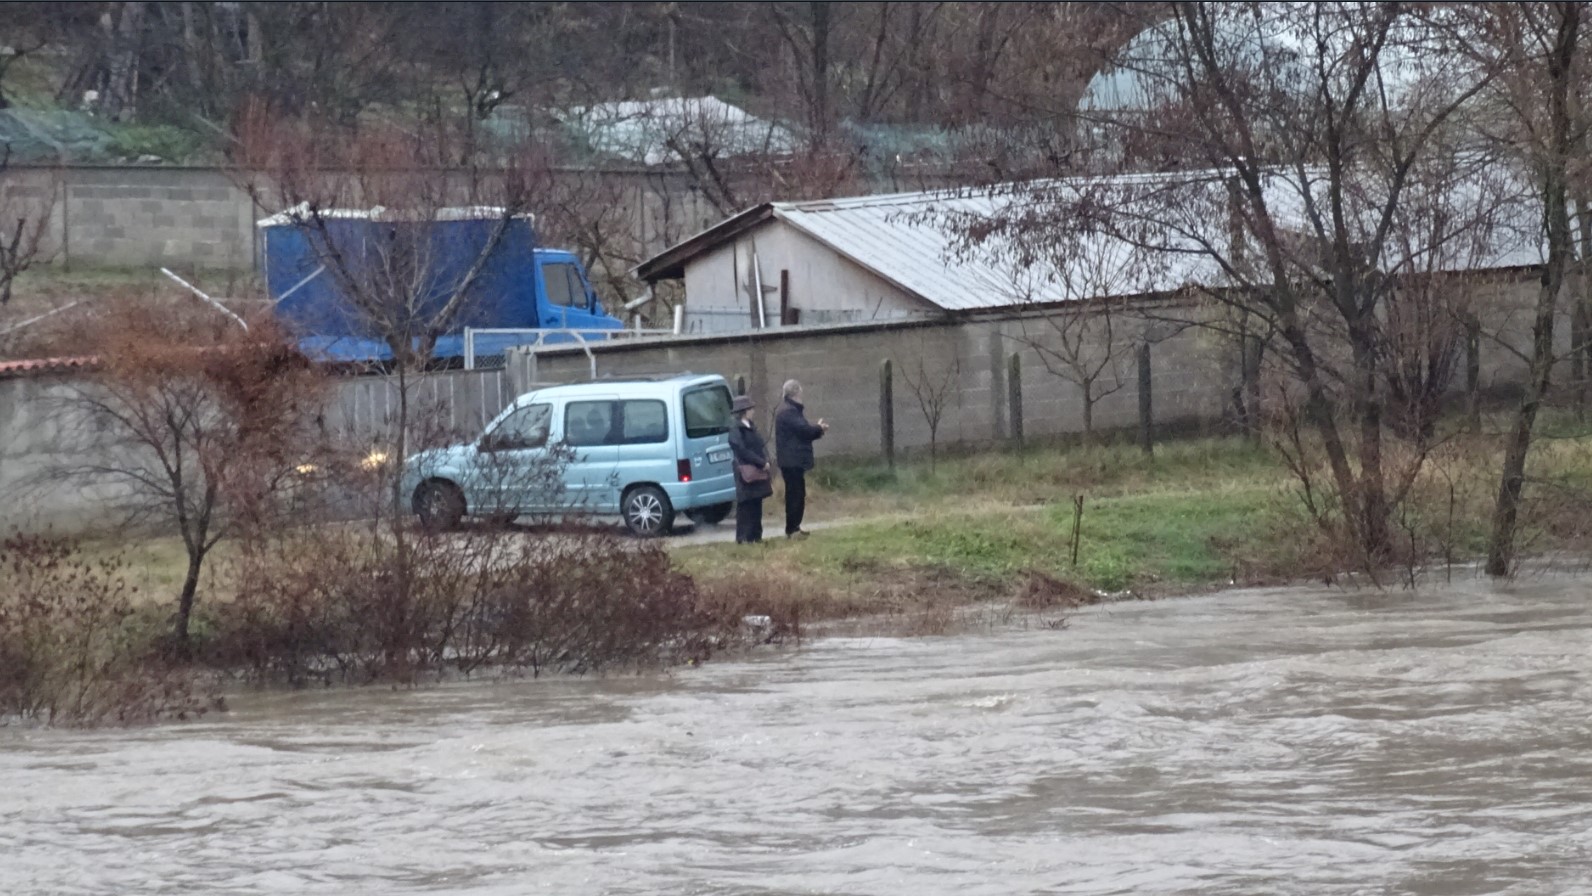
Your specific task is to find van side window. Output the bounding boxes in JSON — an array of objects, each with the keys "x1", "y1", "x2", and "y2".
[
  {"x1": 565, "y1": 399, "x2": 669, "y2": 445},
  {"x1": 683, "y1": 385, "x2": 731, "y2": 438},
  {"x1": 543, "y1": 262, "x2": 588, "y2": 309},
  {"x1": 618, "y1": 400, "x2": 668, "y2": 444},
  {"x1": 486, "y1": 403, "x2": 550, "y2": 450},
  {"x1": 564, "y1": 400, "x2": 614, "y2": 446}
]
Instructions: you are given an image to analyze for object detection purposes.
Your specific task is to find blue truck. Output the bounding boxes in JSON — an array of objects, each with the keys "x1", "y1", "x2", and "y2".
[{"x1": 258, "y1": 208, "x2": 624, "y2": 364}]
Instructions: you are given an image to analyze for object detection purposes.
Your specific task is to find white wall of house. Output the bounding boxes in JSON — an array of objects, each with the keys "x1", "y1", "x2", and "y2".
[{"x1": 679, "y1": 220, "x2": 938, "y2": 333}]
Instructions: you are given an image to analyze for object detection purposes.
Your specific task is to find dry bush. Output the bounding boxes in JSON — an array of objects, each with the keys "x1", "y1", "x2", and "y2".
[
  {"x1": 689, "y1": 567, "x2": 842, "y2": 643},
  {"x1": 211, "y1": 525, "x2": 740, "y2": 685},
  {"x1": 1013, "y1": 569, "x2": 1097, "y2": 610},
  {"x1": 0, "y1": 534, "x2": 210, "y2": 726}
]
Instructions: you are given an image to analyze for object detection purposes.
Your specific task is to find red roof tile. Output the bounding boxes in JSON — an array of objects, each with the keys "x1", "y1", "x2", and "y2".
[{"x1": 0, "y1": 355, "x2": 103, "y2": 379}]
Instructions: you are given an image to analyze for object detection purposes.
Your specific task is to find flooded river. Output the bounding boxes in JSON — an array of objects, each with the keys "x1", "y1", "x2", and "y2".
[{"x1": 5, "y1": 572, "x2": 1592, "y2": 895}]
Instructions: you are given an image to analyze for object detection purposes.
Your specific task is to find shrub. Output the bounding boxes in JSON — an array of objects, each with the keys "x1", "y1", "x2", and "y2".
[
  {"x1": 210, "y1": 525, "x2": 740, "y2": 685},
  {"x1": 0, "y1": 534, "x2": 210, "y2": 726}
]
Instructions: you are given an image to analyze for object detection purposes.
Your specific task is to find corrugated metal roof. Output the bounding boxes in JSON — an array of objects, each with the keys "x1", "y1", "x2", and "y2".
[
  {"x1": 770, "y1": 177, "x2": 1227, "y2": 311},
  {"x1": 639, "y1": 166, "x2": 1545, "y2": 313}
]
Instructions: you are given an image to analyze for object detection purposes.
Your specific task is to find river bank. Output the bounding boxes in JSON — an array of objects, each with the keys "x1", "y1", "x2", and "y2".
[{"x1": 8, "y1": 420, "x2": 1592, "y2": 726}]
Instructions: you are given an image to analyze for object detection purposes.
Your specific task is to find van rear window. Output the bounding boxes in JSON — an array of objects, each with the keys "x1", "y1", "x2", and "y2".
[{"x1": 683, "y1": 385, "x2": 731, "y2": 439}]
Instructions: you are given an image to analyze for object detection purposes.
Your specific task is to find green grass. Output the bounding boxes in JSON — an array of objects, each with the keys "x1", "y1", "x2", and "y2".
[{"x1": 679, "y1": 437, "x2": 1312, "y2": 600}]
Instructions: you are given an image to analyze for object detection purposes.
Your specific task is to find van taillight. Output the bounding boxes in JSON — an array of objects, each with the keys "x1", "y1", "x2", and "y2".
[{"x1": 677, "y1": 459, "x2": 692, "y2": 482}]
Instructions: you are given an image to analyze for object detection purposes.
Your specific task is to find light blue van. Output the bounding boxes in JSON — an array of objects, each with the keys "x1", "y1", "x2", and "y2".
[{"x1": 402, "y1": 374, "x2": 736, "y2": 536}]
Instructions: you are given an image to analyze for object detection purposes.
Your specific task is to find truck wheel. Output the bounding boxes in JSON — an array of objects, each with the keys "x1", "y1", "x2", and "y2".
[
  {"x1": 622, "y1": 485, "x2": 674, "y2": 537},
  {"x1": 685, "y1": 502, "x2": 732, "y2": 526},
  {"x1": 415, "y1": 480, "x2": 465, "y2": 533}
]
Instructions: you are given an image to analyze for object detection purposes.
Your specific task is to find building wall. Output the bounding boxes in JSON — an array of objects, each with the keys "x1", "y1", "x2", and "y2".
[
  {"x1": 0, "y1": 368, "x2": 513, "y2": 534},
  {"x1": 679, "y1": 221, "x2": 936, "y2": 332},
  {"x1": 0, "y1": 164, "x2": 726, "y2": 274},
  {"x1": 510, "y1": 303, "x2": 1236, "y2": 461}
]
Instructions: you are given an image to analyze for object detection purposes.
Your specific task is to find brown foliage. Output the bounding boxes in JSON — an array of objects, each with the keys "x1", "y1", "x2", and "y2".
[
  {"x1": 212, "y1": 526, "x2": 743, "y2": 685},
  {"x1": 58, "y1": 300, "x2": 329, "y2": 648},
  {"x1": 0, "y1": 534, "x2": 210, "y2": 726}
]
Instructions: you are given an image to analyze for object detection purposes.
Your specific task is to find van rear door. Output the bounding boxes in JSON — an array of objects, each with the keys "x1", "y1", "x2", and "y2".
[{"x1": 680, "y1": 383, "x2": 734, "y2": 485}]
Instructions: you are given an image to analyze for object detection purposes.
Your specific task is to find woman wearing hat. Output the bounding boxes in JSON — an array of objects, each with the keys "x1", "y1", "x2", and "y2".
[{"x1": 727, "y1": 394, "x2": 773, "y2": 544}]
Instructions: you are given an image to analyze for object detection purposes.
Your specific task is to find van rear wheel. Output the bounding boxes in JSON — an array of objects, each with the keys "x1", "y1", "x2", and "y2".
[{"x1": 622, "y1": 485, "x2": 674, "y2": 537}]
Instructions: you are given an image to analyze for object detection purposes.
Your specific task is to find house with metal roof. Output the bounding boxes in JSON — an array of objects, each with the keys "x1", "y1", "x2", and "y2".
[
  {"x1": 634, "y1": 164, "x2": 1543, "y2": 335},
  {"x1": 632, "y1": 176, "x2": 1243, "y2": 334}
]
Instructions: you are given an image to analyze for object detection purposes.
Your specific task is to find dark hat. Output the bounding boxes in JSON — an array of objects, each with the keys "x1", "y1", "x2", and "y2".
[{"x1": 731, "y1": 395, "x2": 756, "y2": 413}]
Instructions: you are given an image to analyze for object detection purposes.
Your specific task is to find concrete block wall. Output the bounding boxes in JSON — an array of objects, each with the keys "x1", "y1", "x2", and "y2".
[
  {"x1": 0, "y1": 368, "x2": 515, "y2": 535},
  {"x1": 0, "y1": 164, "x2": 725, "y2": 274},
  {"x1": 0, "y1": 376, "x2": 144, "y2": 533},
  {"x1": 60, "y1": 168, "x2": 258, "y2": 269},
  {"x1": 507, "y1": 306, "x2": 1238, "y2": 464}
]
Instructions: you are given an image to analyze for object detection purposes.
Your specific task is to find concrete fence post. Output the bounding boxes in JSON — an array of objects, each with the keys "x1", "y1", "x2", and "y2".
[
  {"x1": 1464, "y1": 313, "x2": 1481, "y2": 431},
  {"x1": 1007, "y1": 352, "x2": 1023, "y2": 448},
  {"x1": 880, "y1": 358, "x2": 895, "y2": 468},
  {"x1": 1137, "y1": 342, "x2": 1153, "y2": 456}
]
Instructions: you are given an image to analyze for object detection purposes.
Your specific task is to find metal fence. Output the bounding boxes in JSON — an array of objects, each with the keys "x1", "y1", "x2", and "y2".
[
  {"x1": 326, "y1": 368, "x2": 514, "y2": 444},
  {"x1": 462, "y1": 327, "x2": 675, "y2": 374}
]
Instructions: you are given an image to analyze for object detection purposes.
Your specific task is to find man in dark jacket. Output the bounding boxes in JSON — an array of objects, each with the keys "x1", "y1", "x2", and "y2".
[{"x1": 774, "y1": 379, "x2": 829, "y2": 539}]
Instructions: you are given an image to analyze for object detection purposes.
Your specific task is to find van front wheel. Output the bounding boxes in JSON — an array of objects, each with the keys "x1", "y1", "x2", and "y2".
[
  {"x1": 415, "y1": 480, "x2": 465, "y2": 533},
  {"x1": 622, "y1": 485, "x2": 675, "y2": 537}
]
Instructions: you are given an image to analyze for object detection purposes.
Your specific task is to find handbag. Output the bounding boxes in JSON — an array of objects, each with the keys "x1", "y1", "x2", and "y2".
[{"x1": 737, "y1": 462, "x2": 770, "y2": 483}]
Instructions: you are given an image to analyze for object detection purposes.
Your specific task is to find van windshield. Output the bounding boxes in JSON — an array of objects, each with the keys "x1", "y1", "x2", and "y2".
[{"x1": 682, "y1": 385, "x2": 732, "y2": 439}]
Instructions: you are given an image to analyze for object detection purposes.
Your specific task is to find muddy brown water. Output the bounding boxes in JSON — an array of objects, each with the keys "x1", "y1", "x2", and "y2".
[{"x1": 5, "y1": 571, "x2": 1592, "y2": 895}]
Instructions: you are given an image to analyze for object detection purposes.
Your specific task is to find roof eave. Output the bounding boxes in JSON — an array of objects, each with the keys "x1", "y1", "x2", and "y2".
[{"x1": 633, "y1": 203, "x2": 777, "y2": 282}]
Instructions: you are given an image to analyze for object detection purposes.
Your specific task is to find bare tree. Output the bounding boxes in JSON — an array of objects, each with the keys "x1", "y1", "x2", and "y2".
[
  {"x1": 980, "y1": 3, "x2": 1500, "y2": 563},
  {"x1": 55, "y1": 305, "x2": 326, "y2": 652},
  {"x1": 896, "y1": 331, "x2": 962, "y2": 470},
  {"x1": 1473, "y1": 2, "x2": 1587, "y2": 575},
  {"x1": 0, "y1": 145, "x2": 55, "y2": 316}
]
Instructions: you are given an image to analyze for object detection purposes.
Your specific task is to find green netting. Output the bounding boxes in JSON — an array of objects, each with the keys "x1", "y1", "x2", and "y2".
[{"x1": 0, "y1": 108, "x2": 115, "y2": 162}]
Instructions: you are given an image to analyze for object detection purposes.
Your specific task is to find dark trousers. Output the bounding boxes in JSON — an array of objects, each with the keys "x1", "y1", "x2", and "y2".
[
  {"x1": 735, "y1": 499, "x2": 764, "y2": 543},
  {"x1": 781, "y1": 466, "x2": 807, "y2": 534}
]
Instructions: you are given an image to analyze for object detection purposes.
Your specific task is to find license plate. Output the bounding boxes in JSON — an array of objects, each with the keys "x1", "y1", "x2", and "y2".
[{"x1": 708, "y1": 447, "x2": 731, "y2": 463}]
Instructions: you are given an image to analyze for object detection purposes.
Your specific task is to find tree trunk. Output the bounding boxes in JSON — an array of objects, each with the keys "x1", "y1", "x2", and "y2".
[
  {"x1": 1081, "y1": 382, "x2": 1094, "y2": 443},
  {"x1": 1353, "y1": 333, "x2": 1390, "y2": 560},
  {"x1": 809, "y1": 1, "x2": 831, "y2": 147},
  {"x1": 174, "y1": 549, "x2": 203, "y2": 653},
  {"x1": 1486, "y1": 3, "x2": 1579, "y2": 577}
]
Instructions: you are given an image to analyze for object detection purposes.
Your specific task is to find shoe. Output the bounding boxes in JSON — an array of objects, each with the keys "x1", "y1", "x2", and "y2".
[{"x1": 786, "y1": 530, "x2": 809, "y2": 540}]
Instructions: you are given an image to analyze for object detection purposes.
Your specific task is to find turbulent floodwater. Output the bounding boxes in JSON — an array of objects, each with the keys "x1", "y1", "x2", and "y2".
[{"x1": 5, "y1": 572, "x2": 1592, "y2": 895}]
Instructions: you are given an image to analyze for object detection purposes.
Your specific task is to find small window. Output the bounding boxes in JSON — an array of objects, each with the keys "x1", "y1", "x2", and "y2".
[
  {"x1": 683, "y1": 385, "x2": 731, "y2": 439},
  {"x1": 564, "y1": 400, "x2": 615, "y2": 447},
  {"x1": 618, "y1": 400, "x2": 668, "y2": 444},
  {"x1": 487, "y1": 403, "x2": 551, "y2": 450}
]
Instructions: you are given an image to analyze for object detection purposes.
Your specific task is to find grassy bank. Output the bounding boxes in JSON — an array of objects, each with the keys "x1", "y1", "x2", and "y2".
[
  {"x1": 676, "y1": 421, "x2": 1592, "y2": 624},
  {"x1": 674, "y1": 436, "x2": 1320, "y2": 624},
  {"x1": 40, "y1": 421, "x2": 1592, "y2": 661}
]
